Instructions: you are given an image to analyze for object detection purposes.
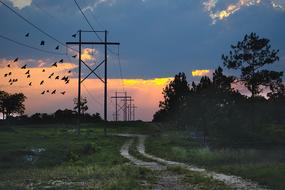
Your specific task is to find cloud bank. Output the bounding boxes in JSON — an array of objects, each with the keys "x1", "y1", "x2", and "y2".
[
  {"x1": 8, "y1": 0, "x2": 32, "y2": 9},
  {"x1": 203, "y1": 0, "x2": 285, "y2": 24}
]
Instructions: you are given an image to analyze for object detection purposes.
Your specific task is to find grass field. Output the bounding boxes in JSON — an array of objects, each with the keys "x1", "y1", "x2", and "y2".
[
  {"x1": 0, "y1": 123, "x2": 155, "y2": 190},
  {"x1": 1, "y1": 122, "x2": 284, "y2": 189},
  {"x1": 145, "y1": 128, "x2": 285, "y2": 190}
]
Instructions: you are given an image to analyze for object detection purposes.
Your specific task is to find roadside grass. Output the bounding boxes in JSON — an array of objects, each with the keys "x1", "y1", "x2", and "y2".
[
  {"x1": 0, "y1": 124, "x2": 154, "y2": 189},
  {"x1": 146, "y1": 128, "x2": 285, "y2": 190}
]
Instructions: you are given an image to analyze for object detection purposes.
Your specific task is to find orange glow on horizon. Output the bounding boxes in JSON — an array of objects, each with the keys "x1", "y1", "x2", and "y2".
[
  {"x1": 123, "y1": 78, "x2": 173, "y2": 86},
  {"x1": 0, "y1": 60, "x2": 172, "y2": 120}
]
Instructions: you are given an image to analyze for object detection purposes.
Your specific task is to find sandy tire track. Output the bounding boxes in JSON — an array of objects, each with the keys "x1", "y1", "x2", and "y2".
[{"x1": 114, "y1": 133, "x2": 269, "y2": 190}]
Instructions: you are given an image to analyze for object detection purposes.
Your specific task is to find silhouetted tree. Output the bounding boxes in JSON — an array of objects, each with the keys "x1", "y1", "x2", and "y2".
[
  {"x1": 222, "y1": 33, "x2": 283, "y2": 97},
  {"x1": 54, "y1": 109, "x2": 77, "y2": 123},
  {"x1": 0, "y1": 91, "x2": 26, "y2": 119},
  {"x1": 0, "y1": 91, "x2": 9, "y2": 119},
  {"x1": 154, "y1": 72, "x2": 190, "y2": 121},
  {"x1": 213, "y1": 67, "x2": 234, "y2": 93},
  {"x1": 92, "y1": 113, "x2": 102, "y2": 121}
]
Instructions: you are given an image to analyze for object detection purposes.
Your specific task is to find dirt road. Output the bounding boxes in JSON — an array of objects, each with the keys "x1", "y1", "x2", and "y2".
[{"x1": 114, "y1": 133, "x2": 268, "y2": 190}]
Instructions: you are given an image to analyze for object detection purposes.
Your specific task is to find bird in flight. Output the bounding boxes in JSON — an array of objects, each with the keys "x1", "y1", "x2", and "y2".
[
  {"x1": 29, "y1": 82, "x2": 32, "y2": 86},
  {"x1": 42, "y1": 69, "x2": 45, "y2": 72},
  {"x1": 51, "y1": 90, "x2": 56, "y2": 94},
  {"x1": 25, "y1": 70, "x2": 30, "y2": 75},
  {"x1": 27, "y1": 75, "x2": 31, "y2": 78},
  {"x1": 61, "y1": 91, "x2": 66, "y2": 95},
  {"x1": 41, "y1": 91, "x2": 45, "y2": 95},
  {"x1": 55, "y1": 76, "x2": 60, "y2": 80},
  {"x1": 52, "y1": 62, "x2": 57, "y2": 67},
  {"x1": 48, "y1": 73, "x2": 54, "y2": 79},
  {"x1": 59, "y1": 59, "x2": 64, "y2": 63},
  {"x1": 72, "y1": 55, "x2": 77, "y2": 58},
  {"x1": 40, "y1": 41, "x2": 45, "y2": 46},
  {"x1": 7, "y1": 64, "x2": 10, "y2": 68},
  {"x1": 62, "y1": 76, "x2": 70, "y2": 84},
  {"x1": 9, "y1": 79, "x2": 12, "y2": 83},
  {"x1": 55, "y1": 46, "x2": 59, "y2": 50},
  {"x1": 8, "y1": 72, "x2": 12, "y2": 76},
  {"x1": 13, "y1": 79, "x2": 18, "y2": 82},
  {"x1": 4, "y1": 74, "x2": 8, "y2": 77},
  {"x1": 25, "y1": 33, "x2": 29, "y2": 37},
  {"x1": 46, "y1": 90, "x2": 50, "y2": 93},
  {"x1": 13, "y1": 57, "x2": 19, "y2": 62},
  {"x1": 72, "y1": 34, "x2": 76, "y2": 38},
  {"x1": 68, "y1": 70, "x2": 72, "y2": 73},
  {"x1": 21, "y1": 65, "x2": 27, "y2": 69},
  {"x1": 40, "y1": 80, "x2": 44, "y2": 85}
]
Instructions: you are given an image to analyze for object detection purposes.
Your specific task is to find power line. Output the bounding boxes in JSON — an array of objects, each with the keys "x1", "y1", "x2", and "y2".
[
  {"x1": 73, "y1": 0, "x2": 119, "y2": 56},
  {"x1": 82, "y1": 82, "x2": 103, "y2": 106},
  {"x1": 0, "y1": 0, "x2": 77, "y2": 53},
  {"x1": 0, "y1": 34, "x2": 65, "y2": 55},
  {"x1": 73, "y1": 0, "x2": 103, "y2": 42},
  {"x1": 117, "y1": 46, "x2": 125, "y2": 90},
  {"x1": 82, "y1": 0, "x2": 105, "y2": 30},
  {"x1": 32, "y1": 2, "x2": 71, "y2": 29}
]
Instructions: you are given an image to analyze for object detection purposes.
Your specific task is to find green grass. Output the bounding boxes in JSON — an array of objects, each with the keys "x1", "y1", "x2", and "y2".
[
  {"x1": 146, "y1": 128, "x2": 285, "y2": 190},
  {"x1": 2, "y1": 122, "x2": 283, "y2": 189},
  {"x1": 0, "y1": 124, "x2": 154, "y2": 189}
]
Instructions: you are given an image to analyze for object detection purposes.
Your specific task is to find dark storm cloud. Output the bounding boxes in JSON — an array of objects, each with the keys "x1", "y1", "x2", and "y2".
[{"x1": 0, "y1": 0, "x2": 284, "y2": 81}]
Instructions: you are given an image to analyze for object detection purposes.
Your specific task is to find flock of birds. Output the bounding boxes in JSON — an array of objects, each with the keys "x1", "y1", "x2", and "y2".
[{"x1": 2, "y1": 32, "x2": 79, "y2": 96}]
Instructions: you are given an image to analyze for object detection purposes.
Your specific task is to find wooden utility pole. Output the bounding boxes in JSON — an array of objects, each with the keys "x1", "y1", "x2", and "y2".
[
  {"x1": 77, "y1": 30, "x2": 82, "y2": 135},
  {"x1": 66, "y1": 30, "x2": 120, "y2": 136},
  {"x1": 132, "y1": 104, "x2": 137, "y2": 121},
  {"x1": 111, "y1": 92, "x2": 133, "y2": 121},
  {"x1": 127, "y1": 99, "x2": 134, "y2": 121},
  {"x1": 115, "y1": 91, "x2": 118, "y2": 121}
]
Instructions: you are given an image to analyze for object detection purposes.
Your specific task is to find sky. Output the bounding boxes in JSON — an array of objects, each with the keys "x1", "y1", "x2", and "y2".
[{"x1": 0, "y1": 0, "x2": 285, "y2": 121}]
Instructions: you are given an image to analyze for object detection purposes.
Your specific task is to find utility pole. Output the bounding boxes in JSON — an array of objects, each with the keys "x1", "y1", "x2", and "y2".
[
  {"x1": 127, "y1": 105, "x2": 131, "y2": 121},
  {"x1": 111, "y1": 92, "x2": 132, "y2": 121},
  {"x1": 132, "y1": 104, "x2": 137, "y2": 121},
  {"x1": 104, "y1": 30, "x2": 108, "y2": 127},
  {"x1": 66, "y1": 30, "x2": 120, "y2": 136},
  {"x1": 115, "y1": 91, "x2": 118, "y2": 121},
  {"x1": 111, "y1": 91, "x2": 127, "y2": 121},
  {"x1": 77, "y1": 30, "x2": 81, "y2": 136},
  {"x1": 128, "y1": 99, "x2": 134, "y2": 121},
  {"x1": 123, "y1": 97, "x2": 133, "y2": 121},
  {"x1": 124, "y1": 92, "x2": 127, "y2": 121}
]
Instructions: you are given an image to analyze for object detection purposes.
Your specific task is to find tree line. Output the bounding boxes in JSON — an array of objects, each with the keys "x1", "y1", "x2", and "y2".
[
  {"x1": 0, "y1": 90, "x2": 102, "y2": 125},
  {"x1": 7, "y1": 109, "x2": 102, "y2": 125},
  {"x1": 153, "y1": 33, "x2": 285, "y2": 146}
]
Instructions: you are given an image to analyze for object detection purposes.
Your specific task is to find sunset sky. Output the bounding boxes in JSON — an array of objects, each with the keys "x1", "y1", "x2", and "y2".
[{"x1": 0, "y1": 0, "x2": 285, "y2": 121}]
